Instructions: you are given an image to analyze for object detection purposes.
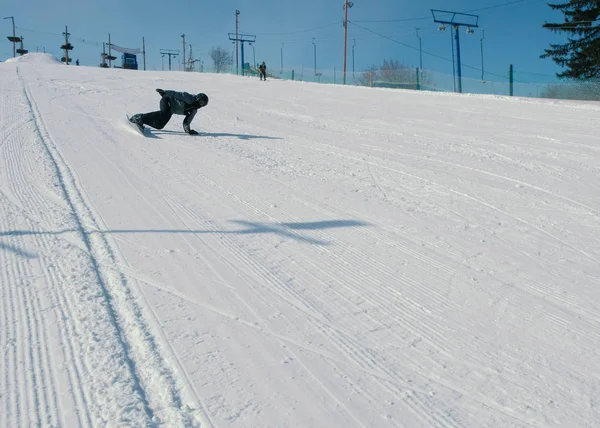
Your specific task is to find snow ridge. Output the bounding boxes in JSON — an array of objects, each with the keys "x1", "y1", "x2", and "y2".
[{"x1": 16, "y1": 66, "x2": 202, "y2": 427}]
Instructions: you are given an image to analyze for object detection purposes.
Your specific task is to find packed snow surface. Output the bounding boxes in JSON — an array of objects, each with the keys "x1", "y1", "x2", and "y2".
[{"x1": 1, "y1": 53, "x2": 600, "y2": 427}]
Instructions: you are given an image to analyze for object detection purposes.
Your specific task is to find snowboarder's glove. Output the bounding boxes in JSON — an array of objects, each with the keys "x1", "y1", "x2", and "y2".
[
  {"x1": 156, "y1": 89, "x2": 165, "y2": 97},
  {"x1": 188, "y1": 129, "x2": 199, "y2": 135}
]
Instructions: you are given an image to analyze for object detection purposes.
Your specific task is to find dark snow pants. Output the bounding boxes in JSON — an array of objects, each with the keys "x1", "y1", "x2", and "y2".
[{"x1": 139, "y1": 96, "x2": 172, "y2": 129}]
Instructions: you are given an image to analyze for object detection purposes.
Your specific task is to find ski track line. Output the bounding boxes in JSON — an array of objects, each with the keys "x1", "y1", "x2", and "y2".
[
  {"x1": 16, "y1": 276, "x2": 41, "y2": 428},
  {"x1": 183, "y1": 139, "x2": 557, "y2": 426},
  {"x1": 7, "y1": 72, "x2": 97, "y2": 427},
  {"x1": 303, "y1": 141, "x2": 596, "y2": 260},
  {"x1": 54, "y1": 87, "x2": 214, "y2": 427},
  {"x1": 255, "y1": 132, "x2": 597, "y2": 262},
  {"x1": 83, "y1": 88, "x2": 398, "y2": 424},
  {"x1": 360, "y1": 141, "x2": 599, "y2": 218},
  {"x1": 164, "y1": 106, "x2": 589, "y2": 426},
  {"x1": 14, "y1": 155, "x2": 95, "y2": 426},
  {"x1": 99, "y1": 90, "x2": 528, "y2": 424},
  {"x1": 20, "y1": 209, "x2": 99, "y2": 428},
  {"x1": 19, "y1": 245, "x2": 59, "y2": 428},
  {"x1": 283, "y1": 183, "x2": 600, "y2": 373},
  {"x1": 79, "y1": 115, "x2": 217, "y2": 428},
  {"x1": 162, "y1": 181, "x2": 460, "y2": 428},
  {"x1": 165, "y1": 183, "x2": 538, "y2": 428},
  {"x1": 148, "y1": 139, "x2": 522, "y2": 426},
  {"x1": 162, "y1": 196, "x2": 371, "y2": 428},
  {"x1": 288, "y1": 192, "x2": 600, "y2": 338},
  {"x1": 199, "y1": 174, "x2": 465, "y2": 362},
  {"x1": 1, "y1": 73, "x2": 61, "y2": 428},
  {"x1": 343, "y1": 161, "x2": 600, "y2": 329},
  {"x1": 108, "y1": 254, "x2": 492, "y2": 422},
  {"x1": 175, "y1": 160, "x2": 466, "y2": 354},
  {"x1": 283, "y1": 143, "x2": 600, "y2": 342},
  {"x1": 63, "y1": 93, "x2": 210, "y2": 426},
  {"x1": 19, "y1": 68, "x2": 162, "y2": 426},
  {"x1": 1, "y1": 218, "x2": 21, "y2": 427},
  {"x1": 163, "y1": 197, "x2": 390, "y2": 428},
  {"x1": 171, "y1": 170, "x2": 540, "y2": 427},
  {"x1": 209, "y1": 134, "x2": 479, "y2": 280},
  {"x1": 133, "y1": 249, "x2": 505, "y2": 427},
  {"x1": 1, "y1": 73, "x2": 26, "y2": 427}
]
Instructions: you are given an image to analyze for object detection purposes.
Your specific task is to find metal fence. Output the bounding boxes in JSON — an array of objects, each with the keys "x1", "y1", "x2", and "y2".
[
  {"x1": 192, "y1": 62, "x2": 600, "y2": 102},
  {"x1": 235, "y1": 64, "x2": 600, "y2": 101}
]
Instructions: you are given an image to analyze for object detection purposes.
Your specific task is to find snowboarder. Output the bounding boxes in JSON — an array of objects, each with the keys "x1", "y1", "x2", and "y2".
[
  {"x1": 259, "y1": 62, "x2": 267, "y2": 81},
  {"x1": 129, "y1": 89, "x2": 209, "y2": 135}
]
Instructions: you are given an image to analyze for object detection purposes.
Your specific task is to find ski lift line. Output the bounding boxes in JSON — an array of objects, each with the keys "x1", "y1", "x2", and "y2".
[
  {"x1": 349, "y1": 21, "x2": 543, "y2": 85},
  {"x1": 16, "y1": 27, "x2": 62, "y2": 36},
  {"x1": 250, "y1": 21, "x2": 340, "y2": 36},
  {"x1": 545, "y1": 20, "x2": 600, "y2": 28},
  {"x1": 16, "y1": 26, "x2": 108, "y2": 47},
  {"x1": 352, "y1": 0, "x2": 528, "y2": 23}
]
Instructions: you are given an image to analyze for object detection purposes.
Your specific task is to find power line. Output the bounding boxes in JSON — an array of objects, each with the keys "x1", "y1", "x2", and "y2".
[
  {"x1": 16, "y1": 27, "x2": 104, "y2": 47},
  {"x1": 348, "y1": 21, "x2": 543, "y2": 84},
  {"x1": 352, "y1": 0, "x2": 531, "y2": 23},
  {"x1": 252, "y1": 22, "x2": 339, "y2": 36}
]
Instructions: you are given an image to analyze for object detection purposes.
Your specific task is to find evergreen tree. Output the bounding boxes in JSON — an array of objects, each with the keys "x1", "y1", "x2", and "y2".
[{"x1": 541, "y1": 0, "x2": 600, "y2": 79}]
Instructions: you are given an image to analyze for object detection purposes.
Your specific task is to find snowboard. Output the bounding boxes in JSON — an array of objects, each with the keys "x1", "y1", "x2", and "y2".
[{"x1": 126, "y1": 115, "x2": 145, "y2": 136}]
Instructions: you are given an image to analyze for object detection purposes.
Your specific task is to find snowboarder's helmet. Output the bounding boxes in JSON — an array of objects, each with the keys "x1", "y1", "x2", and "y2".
[{"x1": 196, "y1": 93, "x2": 209, "y2": 107}]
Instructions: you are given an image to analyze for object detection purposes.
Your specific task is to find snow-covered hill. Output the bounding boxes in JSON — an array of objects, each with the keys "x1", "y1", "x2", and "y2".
[{"x1": 1, "y1": 53, "x2": 600, "y2": 427}]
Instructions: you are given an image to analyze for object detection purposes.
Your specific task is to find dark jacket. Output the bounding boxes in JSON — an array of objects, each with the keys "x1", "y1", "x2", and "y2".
[
  {"x1": 163, "y1": 90, "x2": 204, "y2": 115},
  {"x1": 161, "y1": 90, "x2": 208, "y2": 133}
]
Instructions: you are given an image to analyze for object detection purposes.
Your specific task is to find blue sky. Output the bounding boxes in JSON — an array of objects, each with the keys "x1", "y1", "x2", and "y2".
[{"x1": 2, "y1": 0, "x2": 566, "y2": 83}]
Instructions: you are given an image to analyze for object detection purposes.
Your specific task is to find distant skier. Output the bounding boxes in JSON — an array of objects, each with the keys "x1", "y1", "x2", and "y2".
[
  {"x1": 259, "y1": 61, "x2": 267, "y2": 81},
  {"x1": 129, "y1": 89, "x2": 209, "y2": 135}
]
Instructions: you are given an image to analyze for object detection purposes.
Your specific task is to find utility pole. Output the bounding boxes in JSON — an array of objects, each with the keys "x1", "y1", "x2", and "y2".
[
  {"x1": 228, "y1": 32, "x2": 256, "y2": 76},
  {"x1": 416, "y1": 28, "x2": 422, "y2": 70},
  {"x1": 61, "y1": 26, "x2": 73, "y2": 64},
  {"x1": 249, "y1": 42, "x2": 255, "y2": 67},
  {"x1": 188, "y1": 44, "x2": 193, "y2": 71},
  {"x1": 416, "y1": 28, "x2": 422, "y2": 90},
  {"x1": 312, "y1": 37, "x2": 317, "y2": 75},
  {"x1": 343, "y1": 0, "x2": 354, "y2": 85},
  {"x1": 181, "y1": 34, "x2": 186, "y2": 71},
  {"x1": 4, "y1": 16, "x2": 21, "y2": 57},
  {"x1": 142, "y1": 37, "x2": 146, "y2": 70},
  {"x1": 509, "y1": 64, "x2": 514, "y2": 96},
  {"x1": 431, "y1": 9, "x2": 479, "y2": 93},
  {"x1": 235, "y1": 10, "x2": 240, "y2": 75},
  {"x1": 480, "y1": 29, "x2": 485, "y2": 82},
  {"x1": 352, "y1": 38, "x2": 356, "y2": 76},
  {"x1": 101, "y1": 43, "x2": 107, "y2": 67},
  {"x1": 108, "y1": 33, "x2": 115, "y2": 67}
]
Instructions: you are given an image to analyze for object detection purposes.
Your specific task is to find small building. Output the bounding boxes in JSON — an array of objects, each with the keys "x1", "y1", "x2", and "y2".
[{"x1": 122, "y1": 53, "x2": 138, "y2": 70}]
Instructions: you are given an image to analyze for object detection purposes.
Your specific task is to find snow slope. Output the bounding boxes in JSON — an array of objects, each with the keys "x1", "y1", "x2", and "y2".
[{"x1": 1, "y1": 54, "x2": 600, "y2": 428}]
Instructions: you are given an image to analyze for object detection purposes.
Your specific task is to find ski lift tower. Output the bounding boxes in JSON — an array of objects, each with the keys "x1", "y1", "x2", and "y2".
[
  {"x1": 228, "y1": 33, "x2": 256, "y2": 76},
  {"x1": 431, "y1": 9, "x2": 478, "y2": 93},
  {"x1": 160, "y1": 49, "x2": 179, "y2": 71},
  {"x1": 4, "y1": 16, "x2": 21, "y2": 57}
]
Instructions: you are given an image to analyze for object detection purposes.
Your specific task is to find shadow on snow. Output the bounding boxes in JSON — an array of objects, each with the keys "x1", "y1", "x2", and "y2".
[
  {"x1": 152, "y1": 129, "x2": 282, "y2": 140},
  {"x1": 0, "y1": 219, "x2": 368, "y2": 257}
]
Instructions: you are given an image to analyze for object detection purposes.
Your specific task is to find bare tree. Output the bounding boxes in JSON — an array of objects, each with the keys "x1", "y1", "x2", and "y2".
[
  {"x1": 355, "y1": 64, "x2": 379, "y2": 87},
  {"x1": 380, "y1": 59, "x2": 415, "y2": 83},
  {"x1": 355, "y1": 59, "x2": 433, "y2": 89},
  {"x1": 209, "y1": 46, "x2": 232, "y2": 73},
  {"x1": 540, "y1": 81, "x2": 600, "y2": 101}
]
